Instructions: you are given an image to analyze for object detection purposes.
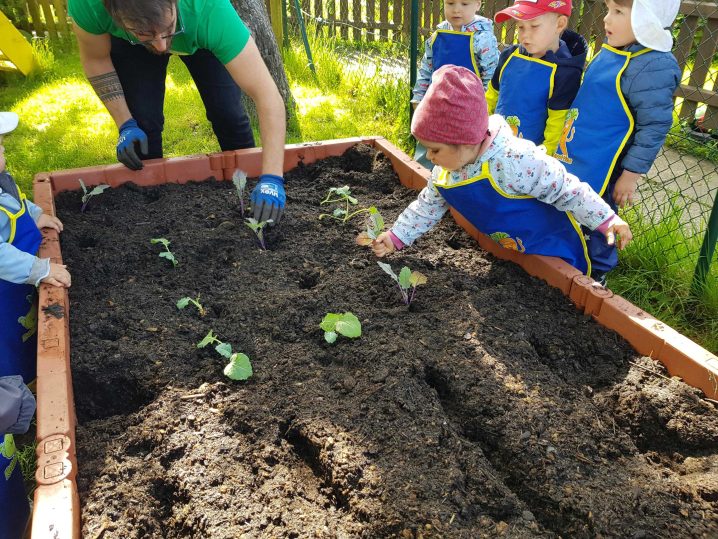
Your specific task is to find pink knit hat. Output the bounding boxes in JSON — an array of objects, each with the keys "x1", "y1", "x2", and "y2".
[{"x1": 411, "y1": 65, "x2": 489, "y2": 145}]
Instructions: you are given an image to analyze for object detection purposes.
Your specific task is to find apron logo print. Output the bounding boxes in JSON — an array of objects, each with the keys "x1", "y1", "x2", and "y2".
[
  {"x1": 18, "y1": 295, "x2": 38, "y2": 343},
  {"x1": 490, "y1": 231, "x2": 526, "y2": 252},
  {"x1": 555, "y1": 108, "x2": 579, "y2": 165},
  {"x1": 1, "y1": 434, "x2": 18, "y2": 481},
  {"x1": 506, "y1": 116, "x2": 523, "y2": 138}
]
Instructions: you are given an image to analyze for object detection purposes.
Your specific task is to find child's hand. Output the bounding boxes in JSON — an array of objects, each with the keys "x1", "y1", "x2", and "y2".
[
  {"x1": 37, "y1": 213, "x2": 64, "y2": 233},
  {"x1": 42, "y1": 263, "x2": 71, "y2": 288},
  {"x1": 613, "y1": 170, "x2": 640, "y2": 208},
  {"x1": 604, "y1": 216, "x2": 633, "y2": 250},
  {"x1": 372, "y1": 232, "x2": 396, "y2": 257}
]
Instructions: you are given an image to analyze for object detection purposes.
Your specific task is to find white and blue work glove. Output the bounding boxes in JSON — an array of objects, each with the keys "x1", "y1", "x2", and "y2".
[
  {"x1": 251, "y1": 174, "x2": 286, "y2": 224},
  {"x1": 117, "y1": 118, "x2": 148, "y2": 170}
]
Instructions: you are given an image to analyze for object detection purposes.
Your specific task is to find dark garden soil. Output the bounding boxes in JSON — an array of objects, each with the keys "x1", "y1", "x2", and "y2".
[{"x1": 54, "y1": 145, "x2": 718, "y2": 539}]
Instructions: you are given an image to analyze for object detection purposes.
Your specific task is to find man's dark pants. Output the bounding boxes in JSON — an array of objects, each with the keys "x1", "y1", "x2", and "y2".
[{"x1": 110, "y1": 36, "x2": 255, "y2": 159}]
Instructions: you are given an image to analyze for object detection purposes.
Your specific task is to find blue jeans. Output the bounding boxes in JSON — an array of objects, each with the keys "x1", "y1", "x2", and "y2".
[{"x1": 110, "y1": 37, "x2": 255, "y2": 159}]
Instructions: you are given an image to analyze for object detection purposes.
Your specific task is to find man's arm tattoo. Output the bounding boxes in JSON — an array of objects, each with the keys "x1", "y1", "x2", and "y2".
[{"x1": 88, "y1": 71, "x2": 125, "y2": 103}]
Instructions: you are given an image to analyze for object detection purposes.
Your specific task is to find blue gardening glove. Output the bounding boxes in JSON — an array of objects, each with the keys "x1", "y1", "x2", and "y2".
[
  {"x1": 117, "y1": 119, "x2": 148, "y2": 170},
  {"x1": 251, "y1": 174, "x2": 286, "y2": 224}
]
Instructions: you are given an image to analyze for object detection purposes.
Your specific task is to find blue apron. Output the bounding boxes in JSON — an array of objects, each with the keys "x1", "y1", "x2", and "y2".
[
  {"x1": 554, "y1": 44, "x2": 650, "y2": 195},
  {"x1": 0, "y1": 190, "x2": 42, "y2": 383},
  {"x1": 431, "y1": 29, "x2": 480, "y2": 74},
  {"x1": 415, "y1": 30, "x2": 482, "y2": 169},
  {"x1": 495, "y1": 49, "x2": 556, "y2": 145},
  {"x1": 0, "y1": 434, "x2": 31, "y2": 539},
  {"x1": 434, "y1": 163, "x2": 591, "y2": 274}
]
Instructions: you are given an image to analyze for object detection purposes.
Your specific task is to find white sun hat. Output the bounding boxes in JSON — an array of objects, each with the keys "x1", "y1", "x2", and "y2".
[
  {"x1": 632, "y1": 0, "x2": 680, "y2": 52},
  {"x1": 0, "y1": 112, "x2": 19, "y2": 135}
]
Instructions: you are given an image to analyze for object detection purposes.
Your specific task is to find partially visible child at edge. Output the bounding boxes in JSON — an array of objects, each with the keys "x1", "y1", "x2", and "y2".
[
  {"x1": 487, "y1": 0, "x2": 587, "y2": 156},
  {"x1": 373, "y1": 65, "x2": 632, "y2": 280},
  {"x1": 1, "y1": 110, "x2": 71, "y2": 386},
  {"x1": 1, "y1": 375, "x2": 36, "y2": 539},
  {"x1": 553, "y1": 0, "x2": 681, "y2": 285},
  {"x1": 411, "y1": 0, "x2": 499, "y2": 169}
]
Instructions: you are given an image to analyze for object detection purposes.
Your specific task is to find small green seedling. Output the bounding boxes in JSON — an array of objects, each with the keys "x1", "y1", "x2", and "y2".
[
  {"x1": 245, "y1": 217, "x2": 273, "y2": 250},
  {"x1": 320, "y1": 312, "x2": 362, "y2": 344},
  {"x1": 197, "y1": 329, "x2": 253, "y2": 380},
  {"x1": 177, "y1": 295, "x2": 206, "y2": 317},
  {"x1": 79, "y1": 179, "x2": 110, "y2": 212},
  {"x1": 232, "y1": 169, "x2": 248, "y2": 215},
  {"x1": 150, "y1": 238, "x2": 178, "y2": 267},
  {"x1": 319, "y1": 185, "x2": 373, "y2": 224},
  {"x1": 356, "y1": 207, "x2": 384, "y2": 246},
  {"x1": 377, "y1": 262, "x2": 427, "y2": 306}
]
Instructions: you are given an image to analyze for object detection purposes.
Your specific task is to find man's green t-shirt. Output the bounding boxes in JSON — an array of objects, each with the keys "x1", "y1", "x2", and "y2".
[{"x1": 68, "y1": 0, "x2": 251, "y2": 64}]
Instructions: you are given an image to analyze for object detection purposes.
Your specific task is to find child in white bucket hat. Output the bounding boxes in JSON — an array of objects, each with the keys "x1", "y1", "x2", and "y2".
[{"x1": 552, "y1": 0, "x2": 681, "y2": 286}]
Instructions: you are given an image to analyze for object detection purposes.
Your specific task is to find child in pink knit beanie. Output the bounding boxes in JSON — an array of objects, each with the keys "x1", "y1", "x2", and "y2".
[{"x1": 372, "y1": 65, "x2": 632, "y2": 281}]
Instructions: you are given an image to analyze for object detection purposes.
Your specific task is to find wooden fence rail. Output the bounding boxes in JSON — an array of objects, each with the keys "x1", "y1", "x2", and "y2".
[{"x1": 1, "y1": 0, "x2": 69, "y2": 39}]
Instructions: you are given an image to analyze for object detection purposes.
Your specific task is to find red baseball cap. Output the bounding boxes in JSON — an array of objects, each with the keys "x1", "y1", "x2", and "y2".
[{"x1": 494, "y1": 0, "x2": 572, "y2": 23}]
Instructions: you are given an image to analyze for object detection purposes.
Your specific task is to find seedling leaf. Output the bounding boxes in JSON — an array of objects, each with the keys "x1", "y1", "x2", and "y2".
[
  {"x1": 356, "y1": 232, "x2": 373, "y2": 246},
  {"x1": 224, "y1": 353, "x2": 253, "y2": 380},
  {"x1": 324, "y1": 331, "x2": 338, "y2": 344},
  {"x1": 320, "y1": 312, "x2": 361, "y2": 343},
  {"x1": 177, "y1": 297, "x2": 190, "y2": 309},
  {"x1": 398, "y1": 266, "x2": 412, "y2": 289},
  {"x1": 377, "y1": 261, "x2": 398, "y2": 281},
  {"x1": 215, "y1": 342, "x2": 233, "y2": 359},
  {"x1": 410, "y1": 271, "x2": 428, "y2": 287},
  {"x1": 320, "y1": 313, "x2": 342, "y2": 333},
  {"x1": 197, "y1": 329, "x2": 218, "y2": 348}
]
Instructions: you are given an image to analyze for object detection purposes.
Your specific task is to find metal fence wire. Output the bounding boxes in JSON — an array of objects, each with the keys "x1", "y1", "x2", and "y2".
[{"x1": 285, "y1": 0, "x2": 718, "y2": 292}]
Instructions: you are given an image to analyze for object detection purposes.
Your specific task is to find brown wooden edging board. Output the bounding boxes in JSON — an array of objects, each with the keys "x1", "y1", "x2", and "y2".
[{"x1": 31, "y1": 137, "x2": 718, "y2": 538}]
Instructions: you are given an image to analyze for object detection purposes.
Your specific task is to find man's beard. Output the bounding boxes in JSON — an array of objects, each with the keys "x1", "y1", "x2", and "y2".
[{"x1": 144, "y1": 38, "x2": 174, "y2": 55}]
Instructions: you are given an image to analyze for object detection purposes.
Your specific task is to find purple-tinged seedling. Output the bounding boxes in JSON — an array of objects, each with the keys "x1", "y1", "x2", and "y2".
[
  {"x1": 377, "y1": 262, "x2": 427, "y2": 306},
  {"x1": 78, "y1": 179, "x2": 109, "y2": 212},
  {"x1": 150, "y1": 238, "x2": 178, "y2": 267},
  {"x1": 196, "y1": 329, "x2": 253, "y2": 380},
  {"x1": 245, "y1": 217, "x2": 273, "y2": 250},
  {"x1": 356, "y1": 207, "x2": 384, "y2": 246},
  {"x1": 232, "y1": 169, "x2": 248, "y2": 215},
  {"x1": 177, "y1": 295, "x2": 206, "y2": 317}
]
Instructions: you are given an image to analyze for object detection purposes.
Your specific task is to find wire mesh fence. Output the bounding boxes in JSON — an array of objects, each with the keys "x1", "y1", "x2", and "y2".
[{"x1": 284, "y1": 0, "x2": 718, "y2": 293}]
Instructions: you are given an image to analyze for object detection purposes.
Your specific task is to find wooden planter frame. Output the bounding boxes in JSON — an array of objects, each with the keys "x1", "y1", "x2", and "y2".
[{"x1": 31, "y1": 137, "x2": 718, "y2": 538}]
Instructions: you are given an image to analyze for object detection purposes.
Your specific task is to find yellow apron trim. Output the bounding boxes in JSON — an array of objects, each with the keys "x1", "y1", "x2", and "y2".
[
  {"x1": 437, "y1": 162, "x2": 591, "y2": 275},
  {"x1": 430, "y1": 29, "x2": 481, "y2": 77},
  {"x1": 0, "y1": 191, "x2": 28, "y2": 245},
  {"x1": 500, "y1": 49, "x2": 558, "y2": 100}
]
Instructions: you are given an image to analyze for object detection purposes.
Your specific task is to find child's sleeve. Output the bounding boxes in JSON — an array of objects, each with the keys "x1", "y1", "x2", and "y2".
[
  {"x1": 390, "y1": 168, "x2": 450, "y2": 246},
  {"x1": 0, "y1": 375, "x2": 36, "y2": 435},
  {"x1": 0, "y1": 239, "x2": 50, "y2": 285},
  {"x1": 620, "y1": 56, "x2": 681, "y2": 174},
  {"x1": 495, "y1": 141, "x2": 614, "y2": 230},
  {"x1": 544, "y1": 64, "x2": 582, "y2": 155},
  {"x1": 412, "y1": 34, "x2": 436, "y2": 103},
  {"x1": 473, "y1": 29, "x2": 499, "y2": 90},
  {"x1": 26, "y1": 199, "x2": 44, "y2": 222}
]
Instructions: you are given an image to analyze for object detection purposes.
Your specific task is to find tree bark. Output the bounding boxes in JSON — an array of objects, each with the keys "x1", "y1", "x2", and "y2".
[{"x1": 230, "y1": 0, "x2": 296, "y2": 125}]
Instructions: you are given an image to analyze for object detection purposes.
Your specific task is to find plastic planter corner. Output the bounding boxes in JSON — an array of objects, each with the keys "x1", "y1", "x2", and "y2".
[{"x1": 31, "y1": 138, "x2": 718, "y2": 538}]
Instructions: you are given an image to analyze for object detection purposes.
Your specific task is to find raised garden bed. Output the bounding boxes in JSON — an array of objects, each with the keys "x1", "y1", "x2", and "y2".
[{"x1": 32, "y1": 139, "x2": 718, "y2": 538}]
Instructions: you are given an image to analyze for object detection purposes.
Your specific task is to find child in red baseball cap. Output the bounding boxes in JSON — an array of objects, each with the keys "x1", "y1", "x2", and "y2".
[
  {"x1": 372, "y1": 65, "x2": 632, "y2": 282},
  {"x1": 486, "y1": 0, "x2": 587, "y2": 156}
]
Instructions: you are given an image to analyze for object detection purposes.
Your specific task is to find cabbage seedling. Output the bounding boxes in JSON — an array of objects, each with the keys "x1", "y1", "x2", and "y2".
[
  {"x1": 245, "y1": 217, "x2": 273, "y2": 250},
  {"x1": 232, "y1": 169, "x2": 248, "y2": 215},
  {"x1": 196, "y1": 329, "x2": 253, "y2": 380},
  {"x1": 150, "y1": 238, "x2": 178, "y2": 267},
  {"x1": 377, "y1": 262, "x2": 427, "y2": 306},
  {"x1": 320, "y1": 312, "x2": 362, "y2": 344},
  {"x1": 177, "y1": 295, "x2": 206, "y2": 317},
  {"x1": 319, "y1": 185, "x2": 373, "y2": 224},
  {"x1": 78, "y1": 179, "x2": 110, "y2": 212},
  {"x1": 356, "y1": 207, "x2": 384, "y2": 246}
]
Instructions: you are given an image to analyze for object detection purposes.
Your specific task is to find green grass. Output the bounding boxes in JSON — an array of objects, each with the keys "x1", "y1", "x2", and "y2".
[{"x1": 611, "y1": 198, "x2": 718, "y2": 354}]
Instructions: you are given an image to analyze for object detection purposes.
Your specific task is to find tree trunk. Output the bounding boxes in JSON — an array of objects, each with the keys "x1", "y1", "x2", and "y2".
[{"x1": 230, "y1": 0, "x2": 297, "y2": 127}]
